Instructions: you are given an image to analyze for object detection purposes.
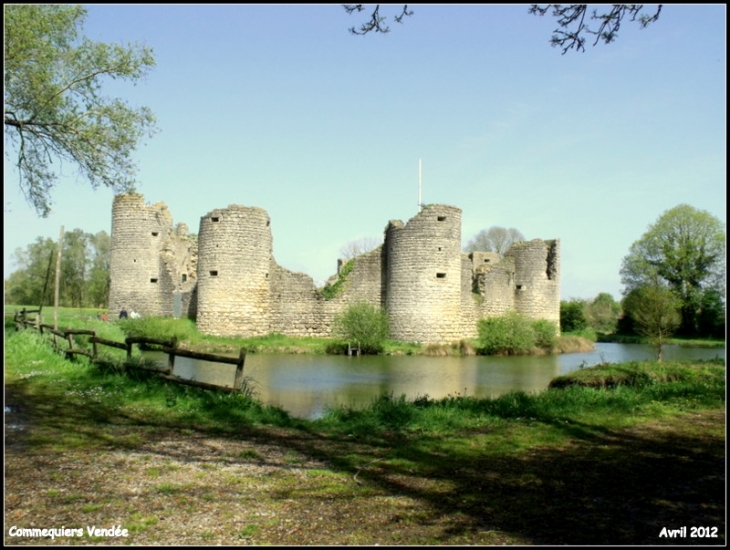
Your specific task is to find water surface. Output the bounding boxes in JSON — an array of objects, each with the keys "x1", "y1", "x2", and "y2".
[{"x1": 152, "y1": 342, "x2": 725, "y2": 419}]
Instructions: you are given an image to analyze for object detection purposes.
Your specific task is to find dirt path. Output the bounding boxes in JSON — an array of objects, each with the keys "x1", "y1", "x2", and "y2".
[{"x1": 4, "y1": 384, "x2": 726, "y2": 545}]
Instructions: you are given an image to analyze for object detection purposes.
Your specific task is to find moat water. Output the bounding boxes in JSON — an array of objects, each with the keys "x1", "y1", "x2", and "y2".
[{"x1": 147, "y1": 343, "x2": 725, "y2": 420}]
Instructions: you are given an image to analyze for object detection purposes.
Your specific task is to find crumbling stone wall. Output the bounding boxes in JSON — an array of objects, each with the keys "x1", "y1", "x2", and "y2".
[
  {"x1": 109, "y1": 194, "x2": 194, "y2": 317},
  {"x1": 508, "y1": 239, "x2": 561, "y2": 326},
  {"x1": 161, "y1": 222, "x2": 198, "y2": 318},
  {"x1": 109, "y1": 194, "x2": 560, "y2": 343},
  {"x1": 268, "y1": 264, "x2": 326, "y2": 336},
  {"x1": 267, "y1": 246, "x2": 385, "y2": 337}
]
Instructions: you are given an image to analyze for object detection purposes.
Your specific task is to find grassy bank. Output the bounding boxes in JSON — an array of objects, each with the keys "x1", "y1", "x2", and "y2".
[
  {"x1": 597, "y1": 332, "x2": 725, "y2": 347},
  {"x1": 4, "y1": 323, "x2": 726, "y2": 545},
  {"x1": 6, "y1": 305, "x2": 598, "y2": 356}
]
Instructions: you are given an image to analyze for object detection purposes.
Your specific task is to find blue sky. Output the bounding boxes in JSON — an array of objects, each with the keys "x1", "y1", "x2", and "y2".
[{"x1": 4, "y1": 4, "x2": 726, "y2": 300}]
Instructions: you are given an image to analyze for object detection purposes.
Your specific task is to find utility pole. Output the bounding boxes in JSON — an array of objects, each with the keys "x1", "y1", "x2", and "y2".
[{"x1": 54, "y1": 226, "x2": 64, "y2": 330}]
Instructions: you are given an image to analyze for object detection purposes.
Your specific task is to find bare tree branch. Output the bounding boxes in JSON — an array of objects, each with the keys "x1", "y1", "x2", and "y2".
[
  {"x1": 342, "y1": 4, "x2": 662, "y2": 52},
  {"x1": 343, "y1": 4, "x2": 414, "y2": 35},
  {"x1": 529, "y1": 4, "x2": 663, "y2": 54}
]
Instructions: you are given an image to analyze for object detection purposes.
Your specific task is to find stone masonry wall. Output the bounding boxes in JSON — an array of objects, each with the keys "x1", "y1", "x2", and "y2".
[
  {"x1": 196, "y1": 205, "x2": 272, "y2": 337},
  {"x1": 109, "y1": 194, "x2": 176, "y2": 317},
  {"x1": 385, "y1": 205, "x2": 463, "y2": 344},
  {"x1": 109, "y1": 194, "x2": 560, "y2": 343},
  {"x1": 268, "y1": 246, "x2": 385, "y2": 337},
  {"x1": 268, "y1": 264, "x2": 327, "y2": 336},
  {"x1": 508, "y1": 239, "x2": 561, "y2": 326}
]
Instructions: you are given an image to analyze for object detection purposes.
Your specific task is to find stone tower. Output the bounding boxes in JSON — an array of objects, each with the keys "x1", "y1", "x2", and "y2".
[
  {"x1": 385, "y1": 204, "x2": 463, "y2": 343},
  {"x1": 195, "y1": 205, "x2": 272, "y2": 337},
  {"x1": 108, "y1": 194, "x2": 175, "y2": 316},
  {"x1": 507, "y1": 239, "x2": 561, "y2": 326}
]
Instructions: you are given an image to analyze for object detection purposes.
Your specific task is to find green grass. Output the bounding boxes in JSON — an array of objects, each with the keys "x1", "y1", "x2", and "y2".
[
  {"x1": 6, "y1": 305, "x2": 605, "y2": 356},
  {"x1": 5, "y1": 320, "x2": 725, "y2": 545},
  {"x1": 310, "y1": 359, "x2": 725, "y2": 441}
]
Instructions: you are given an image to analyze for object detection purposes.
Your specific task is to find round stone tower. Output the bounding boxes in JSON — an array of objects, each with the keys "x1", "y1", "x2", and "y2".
[
  {"x1": 109, "y1": 194, "x2": 175, "y2": 317},
  {"x1": 385, "y1": 204, "x2": 462, "y2": 344},
  {"x1": 196, "y1": 205, "x2": 272, "y2": 337},
  {"x1": 507, "y1": 238, "x2": 561, "y2": 326}
]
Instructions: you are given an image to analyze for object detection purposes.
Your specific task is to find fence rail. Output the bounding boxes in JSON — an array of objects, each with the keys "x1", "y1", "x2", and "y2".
[{"x1": 13, "y1": 310, "x2": 246, "y2": 393}]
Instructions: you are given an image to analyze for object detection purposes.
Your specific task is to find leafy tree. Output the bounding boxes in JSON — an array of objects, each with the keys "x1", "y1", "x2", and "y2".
[
  {"x1": 87, "y1": 231, "x2": 112, "y2": 307},
  {"x1": 343, "y1": 4, "x2": 662, "y2": 53},
  {"x1": 5, "y1": 228, "x2": 112, "y2": 309},
  {"x1": 333, "y1": 301, "x2": 389, "y2": 354},
  {"x1": 464, "y1": 226, "x2": 525, "y2": 257},
  {"x1": 6, "y1": 237, "x2": 57, "y2": 306},
  {"x1": 4, "y1": 4, "x2": 157, "y2": 217},
  {"x1": 696, "y1": 289, "x2": 726, "y2": 340},
  {"x1": 560, "y1": 298, "x2": 588, "y2": 333},
  {"x1": 624, "y1": 285, "x2": 681, "y2": 361},
  {"x1": 585, "y1": 292, "x2": 621, "y2": 334},
  {"x1": 620, "y1": 204, "x2": 726, "y2": 338},
  {"x1": 60, "y1": 228, "x2": 89, "y2": 308}
]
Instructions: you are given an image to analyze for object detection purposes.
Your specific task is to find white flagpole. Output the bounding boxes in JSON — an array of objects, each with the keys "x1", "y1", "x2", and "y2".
[{"x1": 418, "y1": 159, "x2": 422, "y2": 211}]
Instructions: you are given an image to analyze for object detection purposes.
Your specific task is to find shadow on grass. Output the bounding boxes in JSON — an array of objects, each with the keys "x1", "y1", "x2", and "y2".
[{"x1": 5, "y1": 379, "x2": 725, "y2": 545}]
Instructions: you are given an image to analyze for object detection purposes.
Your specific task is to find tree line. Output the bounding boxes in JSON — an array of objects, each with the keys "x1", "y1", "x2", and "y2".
[{"x1": 5, "y1": 229, "x2": 111, "y2": 309}]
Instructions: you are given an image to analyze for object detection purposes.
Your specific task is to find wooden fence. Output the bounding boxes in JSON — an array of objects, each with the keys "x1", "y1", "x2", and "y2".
[{"x1": 13, "y1": 310, "x2": 247, "y2": 393}]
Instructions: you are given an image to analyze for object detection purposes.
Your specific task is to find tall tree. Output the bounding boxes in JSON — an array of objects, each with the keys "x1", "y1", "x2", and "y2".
[
  {"x1": 620, "y1": 204, "x2": 726, "y2": 337},
  {"x1": 560, "y1": 298, "x2": 588, "y2": 333},
  {"x1": 5, "y1": 228, "x2": 112, "y2": 309},
  {"x1": 343, "y1": 4, "x2": 662, "y2": 53},
  {"x1": 87, "y1": 231, "x2": 112, "y2": 307},
  {"x1": 464, "y1": 226, "x2": 525, "y2": 257},
  {"x1": 6, "y1": 237, "x2": 57, "y2": 306},
  {"x1": 60, "y1": 228, "x2": 89, "y2": 308},
  {"x1": 4, "y1": 4, "x2": 157, "y2": 217},
  {"x1": 624, "y1": 285, "x2": 681, "y2": 361},
  {"x1": 586, "y1": 292, "x2": 621, "y2": 334}
]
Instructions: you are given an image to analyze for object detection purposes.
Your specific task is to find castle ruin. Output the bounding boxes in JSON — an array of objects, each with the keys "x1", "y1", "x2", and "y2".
[{"x1": 109, "y1": 194, "x2": 560, "y2": 344}]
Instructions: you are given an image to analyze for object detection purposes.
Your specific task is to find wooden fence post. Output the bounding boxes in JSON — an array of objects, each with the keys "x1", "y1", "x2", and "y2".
[
  {"x1": 233, "y1": 348, "x2": 247, "y2": 391},
  {"x1": 65, "y1": 331, "x2": 75, "y2": 361},
  {"x1": 125, "y1": 337, "x2": 133, "y2": 362},
  {"x1": 91, "y1": 330, "x2": 98, "y2": 359},
  {"x1": 167, "y1": 337, "x2": 178, "y2": 375}
]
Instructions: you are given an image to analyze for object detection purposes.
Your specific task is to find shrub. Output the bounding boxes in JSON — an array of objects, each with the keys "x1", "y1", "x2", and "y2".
[
  {"x1": 333, "y1": 302, "x2": 389, "y2": 354},
  {"x1": 477, "y1": 312, "x2": 535, "y2": 355},
  {"x1": 321, "y1": 259, "x2": 354, "y2": 300},
  {"x1": 560, "y1": 299, "x2": 588, "y2": 332},
  {"x1": 477, "y1": 313, "x2": 560, "y2": 355},
  {"x1": 532, "y1": 319, "x2": 558, "y2": 351}
]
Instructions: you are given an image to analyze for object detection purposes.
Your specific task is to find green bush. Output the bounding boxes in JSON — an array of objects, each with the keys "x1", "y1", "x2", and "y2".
[
  {"x1": 333, "y1": 302, "x2": 389, "y2": 354},
  {"x1": 532, "y1": 319, "x2": 558, "y2": 350},
  {"x1": 321, "y1": 259, "x2": 354, "y2": 300},
  {"x1": 478, "y1": 313, "x2": 559, "y2": 355},
  {"x1": 477, "y1": 312, "x2": 535, "y2": 355},
  {"x1": 560, "y1": 299, "x2": 588, "y2": 332}
]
